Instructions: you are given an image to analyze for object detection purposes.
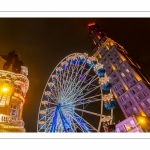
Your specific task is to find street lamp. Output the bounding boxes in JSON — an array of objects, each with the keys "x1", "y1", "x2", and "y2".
[{"x1": 0, "y1": 86, "x2": 10, "y2": 101}]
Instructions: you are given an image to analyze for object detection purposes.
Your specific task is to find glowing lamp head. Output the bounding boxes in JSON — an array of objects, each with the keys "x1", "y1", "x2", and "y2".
[
  {"x1": 140, "y1": 119, "x2": 144, "y2": 123},
  {"x1": 2, "y1": 87, "x2": 8, "y2": 92}
]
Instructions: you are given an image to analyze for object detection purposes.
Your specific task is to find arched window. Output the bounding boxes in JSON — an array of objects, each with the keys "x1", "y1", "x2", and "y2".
[{"x1": 10, "y1": 104, "x2": 18, "y2": 117}]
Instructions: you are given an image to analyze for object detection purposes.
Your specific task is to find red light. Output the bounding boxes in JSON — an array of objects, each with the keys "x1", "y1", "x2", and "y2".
[{"x1": 88, "y1": 22, "x2": 96, "y2": 27}]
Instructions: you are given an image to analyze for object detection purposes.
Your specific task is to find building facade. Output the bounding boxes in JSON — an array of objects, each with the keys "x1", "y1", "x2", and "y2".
[
  {"x1": 88, "y1": 22, "x2": 150, "y2": 132},
  {"x1": 0, "y1": 50, "x2": 29, "y2": 132}
]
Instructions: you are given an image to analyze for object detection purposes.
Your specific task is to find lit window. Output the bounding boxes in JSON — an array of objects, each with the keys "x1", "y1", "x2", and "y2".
[
  {"x1": 10, "y1": 104, "x2": 18, "y2": 117},
  {"x1": 116, "y1": 128, "x2": 120, "y2": 132},
  {"x1": 121, "y1": 73, "x2": 125, "y2": 77},
  {"x1": 137, "y1": 85, "x2": 142, "y2": 90},
  {"x1": 141, "y1": 102, "x2": 146, "y2": 108},
  {"x1": 133, "y1": 107, "x2": 138, "y2": 113},
  {"x1": 126, "y1": 69, "x2": 130, "y2": 73},
  {"x1": 123, "y1": 124, "x2": 128, "y2": 131},
  {"x1": 130, "y1": 120, "x2": 135, "y2": 127},
  {"x1": 147, "y1": 110, "x2": 150, "y2": 115},
  {"x1": 147, "y1": 98, "x2": 150, "y2": 104}
]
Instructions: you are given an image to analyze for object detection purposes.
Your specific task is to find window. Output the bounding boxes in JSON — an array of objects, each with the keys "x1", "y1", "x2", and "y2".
[
  {"x1": 10, "y1": 104, "x2": 18, "y2": 117},
  {"x1": 116, "y1": 78, "x2": 119, "y2": 82},
  {"x1": 118, "y1": 69, "x2": 121, "y2": 73},
  {"x1": 121, "y1": 73, "x2": 125, "y2": 77},
  {"x1": 125, "y1": 94, "x2": 129, "y2": 99},
  {"x1": 132, "y1": 90, "x2": 136, "y2": 95},
  {"x1": 122, "y1": 64, "x2": 126, "y2": 68},
  {"x1": 116, "y1": 57, "x2": 120, "y2": 60},
  {"x1": 119, "y1": 84, "x2": 122, "y2": 87},
  {"x1": 142, "y1": 92, "x2": 147, "y2": 97},
  {"x1": 120, "y1": 97, "x2": 125, "y2": 102},
  {"x1": 147, "y1": 98, "x2": 150, "y2": 104},
  {"x1": 116, "y1": 128, "x2": 120, "y2": 132},
  {"x1": 129, "y1": 101, "x2": 132, "y2": 106},
  {"x1": 124, "y1": 105, "x2": 128, "y2": 109},
  {"x1": 123, "y1": 124, "x2": 128, "y2": 131},
  {"x1": 117, "y1": 92, "x2": 120, "y2": 96},
  {"x1": 114, "y1": 86, "x2": 117, "y2": 90},
  {"x1": 127, "y1": 111, "x2": 131, "y2": 116},
  {"x1": 129, "y1": 74, "x2": 133, "y2": 78},
  {"x1": 147, "y1": 110, "x2": 150, "y2": 115},
  {"x1": 141, "y1": 102, "x2": 146, "y2": 108},
  {"x1": 130, "y1": 120, "x2": 135, "y2": 127},
  {"x1": 126, "y1": 69, "x2": 130, "y2": 73},
  {"x1": 122, "y1": 89, "x2": 125, "y2": 93},
  {"x1": 113, "y1": 74, "x2": 116, "y2": 77},
  {"x1": 133, "y1": 107, "x2": 138, "y2": 113},
  {"x1": 137, "y1": 85, "x2": 142, "y2": 90},
  {"x1": 135, "y1": 96, "x2": 140, "y2": 101}
]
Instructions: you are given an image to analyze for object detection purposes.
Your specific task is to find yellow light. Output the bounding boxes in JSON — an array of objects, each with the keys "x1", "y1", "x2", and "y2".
[
  {"x1": 134, "y1": 72, "x2": 142, "y2": 81},
  {"x1": 126, "y1": 126, "x2": 131, "y2": 130},
  {"x1": 119, "y1": 54, "x2": 126, "y2": 61},
  {"x1": 112, "y1": 65, "x2": 116, "y2": 70},
  {"x1": 2, "y1": 87, "x2": 8, "y2": 92},
  {"x1": 14, "y1": 92, "x2": 25, "y2": 103}
]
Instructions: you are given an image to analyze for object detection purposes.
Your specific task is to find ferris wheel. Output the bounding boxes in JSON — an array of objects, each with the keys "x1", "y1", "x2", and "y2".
[{"x1": 37, "y1": 53, "x2": 116, "y2": 132}]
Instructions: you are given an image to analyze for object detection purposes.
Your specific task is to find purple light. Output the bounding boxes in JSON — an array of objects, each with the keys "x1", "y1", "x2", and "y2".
[
  {"x1": 80, "y1": 75, "x2": 85, "y2": 81},
  {"x1": 79, "y1": 97, "x2": 83, "y2": 101}
]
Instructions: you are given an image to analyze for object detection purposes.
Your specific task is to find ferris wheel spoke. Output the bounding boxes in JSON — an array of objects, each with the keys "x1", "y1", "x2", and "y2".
[
  {"x1": 61, "y1": 70, "x2": 93, "y2": 103},
  {"x1": 62, "y1": 63, "x2": 91, "y2": 100},
  {"x1": 74, "y1": 99, "x2": 101, "y2": 107},
  {"x1": 72, "y1": 112, "x2": 98, "y2": 132},
  {"x1": 38, "y1": 109, "x2": 55, "y2": 132},
  {"x1": 63, "y1": 64, "x2": 79, "y2": 92},
  {"x1": 69, "y1": 113, "x2": 87, "y2": 132},
  {"x1": 73, "y1": 76, "x2": 99, "y2": 101},
  {"x1": 74, "y1": 108, "x2": 101, "y2": 117},
  {"x1": 77, "y1": 85, "x2": 100, "y2": 99},
  {"x1": 66, "y1": 86, "x2": 100, "y2": 106}
]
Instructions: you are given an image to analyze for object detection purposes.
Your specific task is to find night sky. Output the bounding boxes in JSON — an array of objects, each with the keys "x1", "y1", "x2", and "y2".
[{"x1": 0, "y1": 18, "x2": 150, "y2": 132}]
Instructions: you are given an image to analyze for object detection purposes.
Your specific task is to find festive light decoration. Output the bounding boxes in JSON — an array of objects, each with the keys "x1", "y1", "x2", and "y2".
[{"x1": 38, "y1": 53, "x2": 114, "y2": 133}]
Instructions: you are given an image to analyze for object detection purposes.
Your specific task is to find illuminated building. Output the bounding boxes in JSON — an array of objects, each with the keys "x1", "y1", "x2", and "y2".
[
  {"x1": 88, "y1": 22, "x2": 150, "y2": 132},
  {"x1": 0, "y1": 50, "x2": 29, "y2": 132}
]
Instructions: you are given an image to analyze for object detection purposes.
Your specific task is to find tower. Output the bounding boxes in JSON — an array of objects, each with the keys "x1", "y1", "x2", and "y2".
[
  {"x1": 0, "y1": 50, "x2": 29, "y2": 132},
  {"x1": 88, "y1": 22, "x2": 150, "y2": 132}
]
